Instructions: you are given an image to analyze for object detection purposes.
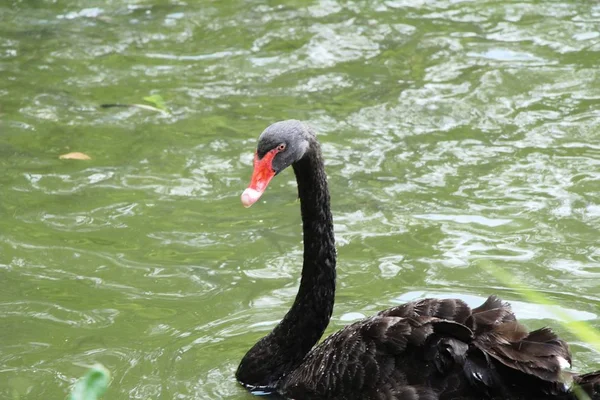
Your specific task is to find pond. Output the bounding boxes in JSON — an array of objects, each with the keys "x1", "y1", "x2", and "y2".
[{"x1": 1, "y1": 0, "x2": 599, "y2": 398}]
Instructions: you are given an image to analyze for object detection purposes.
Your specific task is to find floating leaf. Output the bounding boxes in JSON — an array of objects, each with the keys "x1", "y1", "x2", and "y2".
[
  {"x1": 142, "y1": 94, "x2": 167, "y2": 111},
  {"x1": 100, "y1": 102, "x2": 169, "y2": 115},
  {"x1": 59, "y1": 152, "x2": 91, "y2": 160},
  {"x1": 130, "y1": 103, "x2": 169, "y2": 115},
  {"x1": 68, "y1": 364, "x2": 110, "y2": 400}
]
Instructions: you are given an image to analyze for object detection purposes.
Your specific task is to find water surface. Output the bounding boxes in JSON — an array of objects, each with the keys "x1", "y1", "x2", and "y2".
[{"x1": 1, "y1": 0, "x2": 600, "y2": 398}]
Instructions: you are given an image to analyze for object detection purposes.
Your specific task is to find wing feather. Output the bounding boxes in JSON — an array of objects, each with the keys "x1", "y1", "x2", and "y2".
[{"x1": 279, "y1": 296, "x2": 586, "y2": 399}]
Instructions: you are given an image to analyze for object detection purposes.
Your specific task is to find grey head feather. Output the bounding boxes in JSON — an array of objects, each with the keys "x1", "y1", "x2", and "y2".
[{"x1": 256, "y1": 120, "x2": 314, "y2": 174}]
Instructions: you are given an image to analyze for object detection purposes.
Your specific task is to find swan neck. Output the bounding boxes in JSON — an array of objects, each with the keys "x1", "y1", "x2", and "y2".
[{"x1": 236, "y1": 142, "x2": 336, "y2": 389}]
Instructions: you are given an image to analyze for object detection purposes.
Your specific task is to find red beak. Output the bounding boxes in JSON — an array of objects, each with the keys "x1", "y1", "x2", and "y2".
[{"x1": 241, "y1": 151, "x2": 277, "y2": 207}]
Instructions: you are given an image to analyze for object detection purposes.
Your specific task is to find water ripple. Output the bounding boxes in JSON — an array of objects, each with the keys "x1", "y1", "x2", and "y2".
[{"x1": 2, "y1": 0, "x2": 600, "y2": 398}]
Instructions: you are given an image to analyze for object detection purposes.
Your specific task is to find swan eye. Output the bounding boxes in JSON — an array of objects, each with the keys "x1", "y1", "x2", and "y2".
[{"x1": 277, "y1": 143, "x2": 286, "y2": 152}]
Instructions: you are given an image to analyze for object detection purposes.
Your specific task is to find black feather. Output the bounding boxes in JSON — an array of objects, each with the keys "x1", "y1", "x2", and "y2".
[{"x1": 237, "y1": 121, "x2": 600, "y2": 400}]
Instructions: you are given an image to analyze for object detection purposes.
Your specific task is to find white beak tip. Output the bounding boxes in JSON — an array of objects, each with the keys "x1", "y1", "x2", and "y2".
[{"x1": 241, "y1": 188, "x2": 263, "y2": 208}]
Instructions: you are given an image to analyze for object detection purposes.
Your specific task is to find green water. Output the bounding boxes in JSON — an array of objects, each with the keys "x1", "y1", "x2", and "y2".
[{"x1": 1, "y1": 0, "x2": 600, "y2": 398}]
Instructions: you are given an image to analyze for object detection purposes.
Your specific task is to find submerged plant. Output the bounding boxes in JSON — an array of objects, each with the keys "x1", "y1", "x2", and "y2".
[
  {"x1": 100, "y1": 93, "x2": 169, "y2": 115},
  {"x1": 68, "y1": 364, "x2": 110, "y2": 400}
]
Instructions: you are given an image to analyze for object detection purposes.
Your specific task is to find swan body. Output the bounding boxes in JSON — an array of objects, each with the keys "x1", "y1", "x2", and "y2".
[{"x1": 236, "y1": 120, "x2": 600, "y2": 399}]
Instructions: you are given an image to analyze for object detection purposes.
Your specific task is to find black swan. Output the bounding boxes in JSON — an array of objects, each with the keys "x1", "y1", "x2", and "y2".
[{"x1": 236, "y1": 120, "x2": 600, "y2": 399}]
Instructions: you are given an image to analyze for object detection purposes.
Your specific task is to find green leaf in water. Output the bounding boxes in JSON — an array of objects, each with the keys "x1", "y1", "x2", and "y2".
[
  {"x1": 143, "y1": 94, "x2": 167, "y2": 111},
  {"x1": 68, "y1": 364, "x2": 110, "y2": 400}
]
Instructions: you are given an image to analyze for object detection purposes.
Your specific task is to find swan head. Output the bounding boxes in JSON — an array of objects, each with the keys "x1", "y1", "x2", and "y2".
[{"x1": 241, "y1": 120, "x2": 313, "y2": 207}]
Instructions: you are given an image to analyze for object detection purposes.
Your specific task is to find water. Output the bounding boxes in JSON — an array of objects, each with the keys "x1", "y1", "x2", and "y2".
[{"x1": 1, "y1": 0, "x2": 599, "y2": 398}]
